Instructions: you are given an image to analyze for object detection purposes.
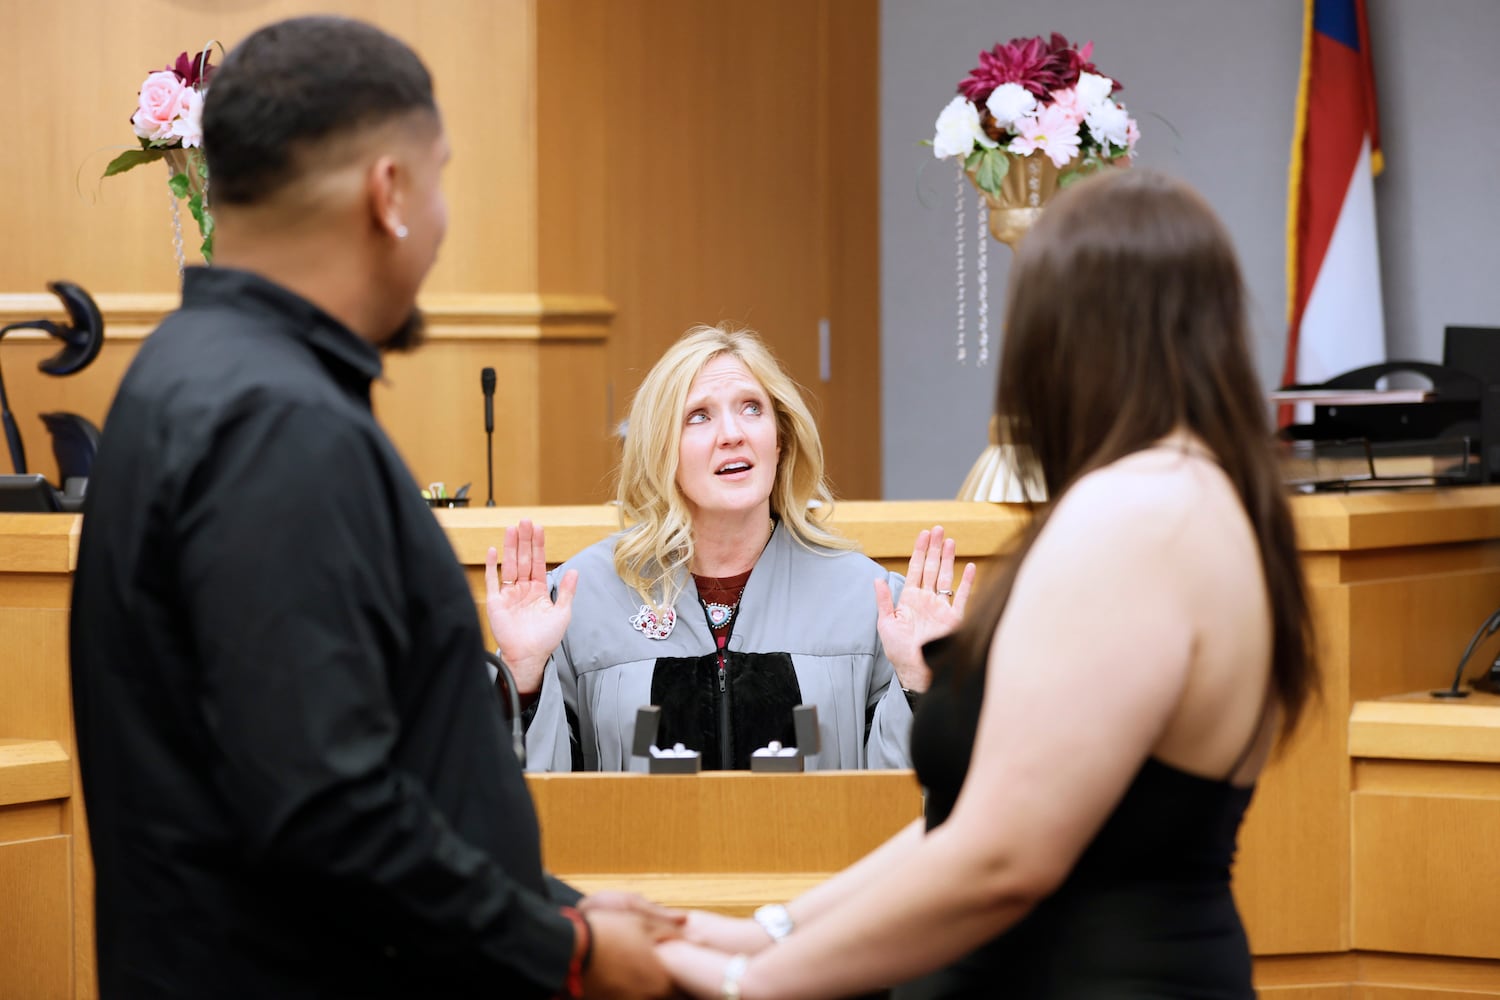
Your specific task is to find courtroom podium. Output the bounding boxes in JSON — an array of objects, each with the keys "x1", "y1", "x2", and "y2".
[{"x1": 527, "y1": 771, "x2": 922, "y2": 913}]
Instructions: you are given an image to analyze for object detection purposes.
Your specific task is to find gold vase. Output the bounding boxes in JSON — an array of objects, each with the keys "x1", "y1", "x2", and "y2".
[
  {"x1": 965, "y1": 153, "x2": 1120, "y2": 249},
  {"x1": 968, "y1": 156, "x2": 1053, "y2": 250}
]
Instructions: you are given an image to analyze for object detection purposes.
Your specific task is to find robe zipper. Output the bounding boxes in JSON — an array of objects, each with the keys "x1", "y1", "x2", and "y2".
[{"x1": 715, "y1": 634, "x2": 732, "y2": 769}]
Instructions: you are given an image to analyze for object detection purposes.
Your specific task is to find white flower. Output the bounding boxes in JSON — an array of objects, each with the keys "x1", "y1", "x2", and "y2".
[
  {"x1": 932, "y1": 96, "x2": 997, "y2": 159},
  {"x1": 983, "y1": 83, "x2": 1037, "y2": 131},
  {"x1": 1075, "y1": 72, "x2": 1115, "y2": 110},
  {"x1": 1084, "y1": 99, "x2": 1131, "y2": 149},
  {"x1": 170, "y1": 87, "x2": 205, "y2": 149}
]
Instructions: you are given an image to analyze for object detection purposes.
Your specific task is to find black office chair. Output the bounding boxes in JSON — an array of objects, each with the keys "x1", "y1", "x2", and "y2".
[
  {"x1": 0, "y1": 282, "x2": 104, "y2": 508},
  {"x1": 40, "y1": 411, "x2": 101, "y2": 482}
]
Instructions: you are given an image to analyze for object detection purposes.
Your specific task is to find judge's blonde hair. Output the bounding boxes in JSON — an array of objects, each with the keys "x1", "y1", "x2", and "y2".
[{"x1": 613, "y1": 324, "x2": 852, "y2": 610}]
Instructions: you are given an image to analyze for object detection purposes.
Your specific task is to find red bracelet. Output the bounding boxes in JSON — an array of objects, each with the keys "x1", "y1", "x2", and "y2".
[{"x1": 559, "y1": 906, "x2": 592, "y2": 1000}]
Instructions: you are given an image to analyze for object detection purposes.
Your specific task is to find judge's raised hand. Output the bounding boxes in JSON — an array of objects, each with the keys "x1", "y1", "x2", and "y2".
[
  {"x1": 484, "y1": 519, "x2": 577, "y2": 695},
  {"x1": 874, "y1": 525, "x2": 977, "y2": 694}
]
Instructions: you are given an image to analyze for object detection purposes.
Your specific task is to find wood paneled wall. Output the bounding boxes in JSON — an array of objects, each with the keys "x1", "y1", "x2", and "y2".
[{"x1": 0, "y1": 0, "x2": 881, "y2": 502}]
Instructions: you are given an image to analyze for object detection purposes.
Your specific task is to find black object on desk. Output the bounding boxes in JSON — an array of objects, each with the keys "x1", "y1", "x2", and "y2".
[
  {"x1": 1276, "y1": 360, "x2": 1486, "y2": 489},
  {"x1": 0, "y1": 473, "x2": 62, "y2": 512}
]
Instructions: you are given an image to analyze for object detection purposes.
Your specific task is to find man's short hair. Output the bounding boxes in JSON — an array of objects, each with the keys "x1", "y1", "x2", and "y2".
[{"x1": 203, "y1": 16, "x2": 437, "y2": 205}]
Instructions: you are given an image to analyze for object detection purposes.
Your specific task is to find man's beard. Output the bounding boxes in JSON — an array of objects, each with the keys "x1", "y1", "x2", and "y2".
[{"x1": 381, "y1": 308, "x2": 428, "y2": 353}]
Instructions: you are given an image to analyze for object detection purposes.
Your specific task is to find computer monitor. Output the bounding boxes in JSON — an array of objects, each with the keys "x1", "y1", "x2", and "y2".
[
  {"x1": 0, "y1": 474, "x2": 62, "y2": 512},
  {"x1": 1445, "y1": 327, "x2": 1500, "y2": 482}
]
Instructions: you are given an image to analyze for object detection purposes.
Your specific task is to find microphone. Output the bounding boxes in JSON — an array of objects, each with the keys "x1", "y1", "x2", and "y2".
[
  {"x1": 1432, "y1": 606, "x2": 1500, "y2": 698},
  {"x1": 484, "y1": 650, "x2": 526, "y2": 767},
  {"x1": 480, "y1": 367, "x2": 496, "y2": 507}
]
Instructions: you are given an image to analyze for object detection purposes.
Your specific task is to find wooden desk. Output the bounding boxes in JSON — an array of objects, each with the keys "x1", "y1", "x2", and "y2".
[
  {"x1": 8, "y1": 491, "x2": 1500, "y2": 997},
  {"x1": 525, "y1": 770, "x2": 923, "y2": 915}
]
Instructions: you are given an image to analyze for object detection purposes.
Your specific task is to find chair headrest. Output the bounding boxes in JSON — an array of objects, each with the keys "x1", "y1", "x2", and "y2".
[{"x1": 37, "y1": 281, "x2": 104, "y2": 377}]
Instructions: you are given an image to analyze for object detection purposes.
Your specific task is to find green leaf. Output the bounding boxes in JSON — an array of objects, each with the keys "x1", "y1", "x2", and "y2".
[
  {"x1": 1057, "y1": 168, "x2": 1085, "y2": 189},
  {"x1": 974, "y1": 148, "x2": 1010, "y2": 197},
  {"x1": 167, "y1": 172, "x2": 191, "y2": 199},
  {"x1": 186, "y1": 194, "x2": 216, "y2": 262},
  {"x1": 964, "y1": 148, "x2": 984, "y2": 171},
  {"x1": 102, "y1": 148, "x2": 166, "y2": 178}
]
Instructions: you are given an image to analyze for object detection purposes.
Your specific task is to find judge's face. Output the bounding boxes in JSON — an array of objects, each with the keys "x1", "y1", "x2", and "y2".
[{"x1": 675, "y1": 355, "x2": 780, "y2": 525}]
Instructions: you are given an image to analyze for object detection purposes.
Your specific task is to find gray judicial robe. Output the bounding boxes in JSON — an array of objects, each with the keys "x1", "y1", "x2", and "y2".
[{"x1": 524, "y1": 523, "x2": 913, "y2": 771}]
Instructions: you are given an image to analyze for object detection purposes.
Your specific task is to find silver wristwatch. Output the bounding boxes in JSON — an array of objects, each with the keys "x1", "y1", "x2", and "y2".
[{"x1": 752, "y1": 902, "x2": 795, "y2": 942}]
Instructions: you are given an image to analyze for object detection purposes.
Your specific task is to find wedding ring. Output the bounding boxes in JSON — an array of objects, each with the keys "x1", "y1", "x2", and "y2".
[
  {"x1": 502, "y1": 580, "x2": 516, "y2": 586},
  {"x1": 937, "y1": 589, "x2": 954, "y2": 597}
]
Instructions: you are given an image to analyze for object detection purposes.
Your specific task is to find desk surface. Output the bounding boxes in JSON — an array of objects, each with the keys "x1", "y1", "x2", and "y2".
[
  {"x1": 1350, "y1": 690, "x2": 1500, "y2": 763},
  {"x1": 9, "y1": 486, "x2": 1500, "y2": 574}
]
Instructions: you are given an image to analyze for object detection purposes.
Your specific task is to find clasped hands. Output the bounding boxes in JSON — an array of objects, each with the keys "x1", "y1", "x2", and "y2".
[{"x1": 579, "y1": 898, "x2": 793, "y2": 1000}]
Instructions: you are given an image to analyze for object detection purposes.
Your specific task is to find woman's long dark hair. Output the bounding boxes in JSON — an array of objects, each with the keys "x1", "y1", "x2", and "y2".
[{"x1": 945, "y1": 169, "x2": 1317, "y2": 738}]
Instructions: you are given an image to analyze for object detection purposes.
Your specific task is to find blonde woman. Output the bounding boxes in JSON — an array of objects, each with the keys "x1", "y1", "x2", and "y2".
[{"x1": 485, "y1": 325, "x2": 975, "y2": 771}]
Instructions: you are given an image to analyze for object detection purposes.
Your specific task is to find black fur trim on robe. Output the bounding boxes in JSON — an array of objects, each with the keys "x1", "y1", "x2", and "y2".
[{"x1": 650, "y1": 651, "x2": 802, "y2": 770}]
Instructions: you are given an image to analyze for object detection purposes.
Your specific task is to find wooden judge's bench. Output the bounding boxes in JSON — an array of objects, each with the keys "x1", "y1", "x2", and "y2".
[{"x1": 6, "y1": 495, "x2": 1500, "y2": 998}]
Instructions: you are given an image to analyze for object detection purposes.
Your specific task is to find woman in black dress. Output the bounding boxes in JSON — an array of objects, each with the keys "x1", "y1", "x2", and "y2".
[{"x1": 658, "y1": 168, "x2": 1318, "y2": 999}]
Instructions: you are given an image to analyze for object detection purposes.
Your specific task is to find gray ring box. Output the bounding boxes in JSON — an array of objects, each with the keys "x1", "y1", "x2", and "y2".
[{"x1": 631, "y1": 704, "x2": 821, "y2": 773}]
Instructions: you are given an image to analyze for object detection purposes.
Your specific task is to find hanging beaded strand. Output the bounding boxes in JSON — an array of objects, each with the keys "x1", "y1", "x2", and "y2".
[
  {"x1": 975, "y1": 190, "x2": 990, "y2": 366},
  {"x1": 166, "y1": 160, "x2": 186, "y2": 276},
  {"x1": 954, "y1": 166, "x2": 967, "y2": 364}
]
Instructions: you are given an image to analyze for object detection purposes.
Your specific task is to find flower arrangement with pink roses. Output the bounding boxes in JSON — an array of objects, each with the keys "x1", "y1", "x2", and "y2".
[
  {"x1": 103, "y1": 47, "x2": 219, "y2": 262},
  {"x1": 931, "y1": 33, "x2": 1138, "y2": 197}
]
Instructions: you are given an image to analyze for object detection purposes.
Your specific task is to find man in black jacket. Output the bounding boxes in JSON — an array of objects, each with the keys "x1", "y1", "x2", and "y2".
[{"x1": 70, "y1": 16, "x2": 671, "y2": 999}]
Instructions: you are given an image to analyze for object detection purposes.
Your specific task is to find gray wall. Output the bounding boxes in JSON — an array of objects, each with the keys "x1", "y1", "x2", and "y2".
[{"x1": 880, "y1": 0, "x2": 1500, "y2": 499}]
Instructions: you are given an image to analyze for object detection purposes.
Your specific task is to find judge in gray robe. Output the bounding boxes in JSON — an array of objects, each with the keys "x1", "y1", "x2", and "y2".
[{"x1": 485, "y1": 325, "x2": 976, "y2": 773}]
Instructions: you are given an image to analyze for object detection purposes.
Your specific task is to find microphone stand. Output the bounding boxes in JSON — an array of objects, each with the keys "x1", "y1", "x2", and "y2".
[
  {"x1": 481, "y1": 366, "x2": 497, "y2": 507},
  {"x1": 1432, "y1": 607, "x2": 1500, "y2": 698},
  {"x1": 485, "y1": 426, "x2": 495, "y2": 508}
]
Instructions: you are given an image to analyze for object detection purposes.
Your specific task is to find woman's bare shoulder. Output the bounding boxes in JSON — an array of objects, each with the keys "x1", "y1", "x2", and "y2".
[{"x1": 1048, "y1": 449, "x2": 1221, "y2": 543}]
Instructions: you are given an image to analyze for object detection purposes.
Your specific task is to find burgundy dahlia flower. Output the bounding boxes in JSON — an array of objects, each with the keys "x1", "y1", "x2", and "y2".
[
  {"x1": 167, "y1": 50, "x2": 215, "y2": 89},
  {"x1": 957, "y1": 33, "x2": 1115, "y2": 103}
]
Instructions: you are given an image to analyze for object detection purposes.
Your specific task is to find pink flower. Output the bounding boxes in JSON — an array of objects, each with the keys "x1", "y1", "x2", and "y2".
[
  {"x1": 1125, "y1": 118, "x2": 1141, "y2": 156},
  {"x1": 131, "y1": 70, "x2": 188, "y2": 143},
  {"x1": 170, "y1": 87, "x2": 205, "y2": 148},
  {"x1": 1048, "y1": 87, "x2": 1087, "y2": 126},
  {"x1": 1008, "y1": 104, "x2": 1082, "y2": 169}
]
